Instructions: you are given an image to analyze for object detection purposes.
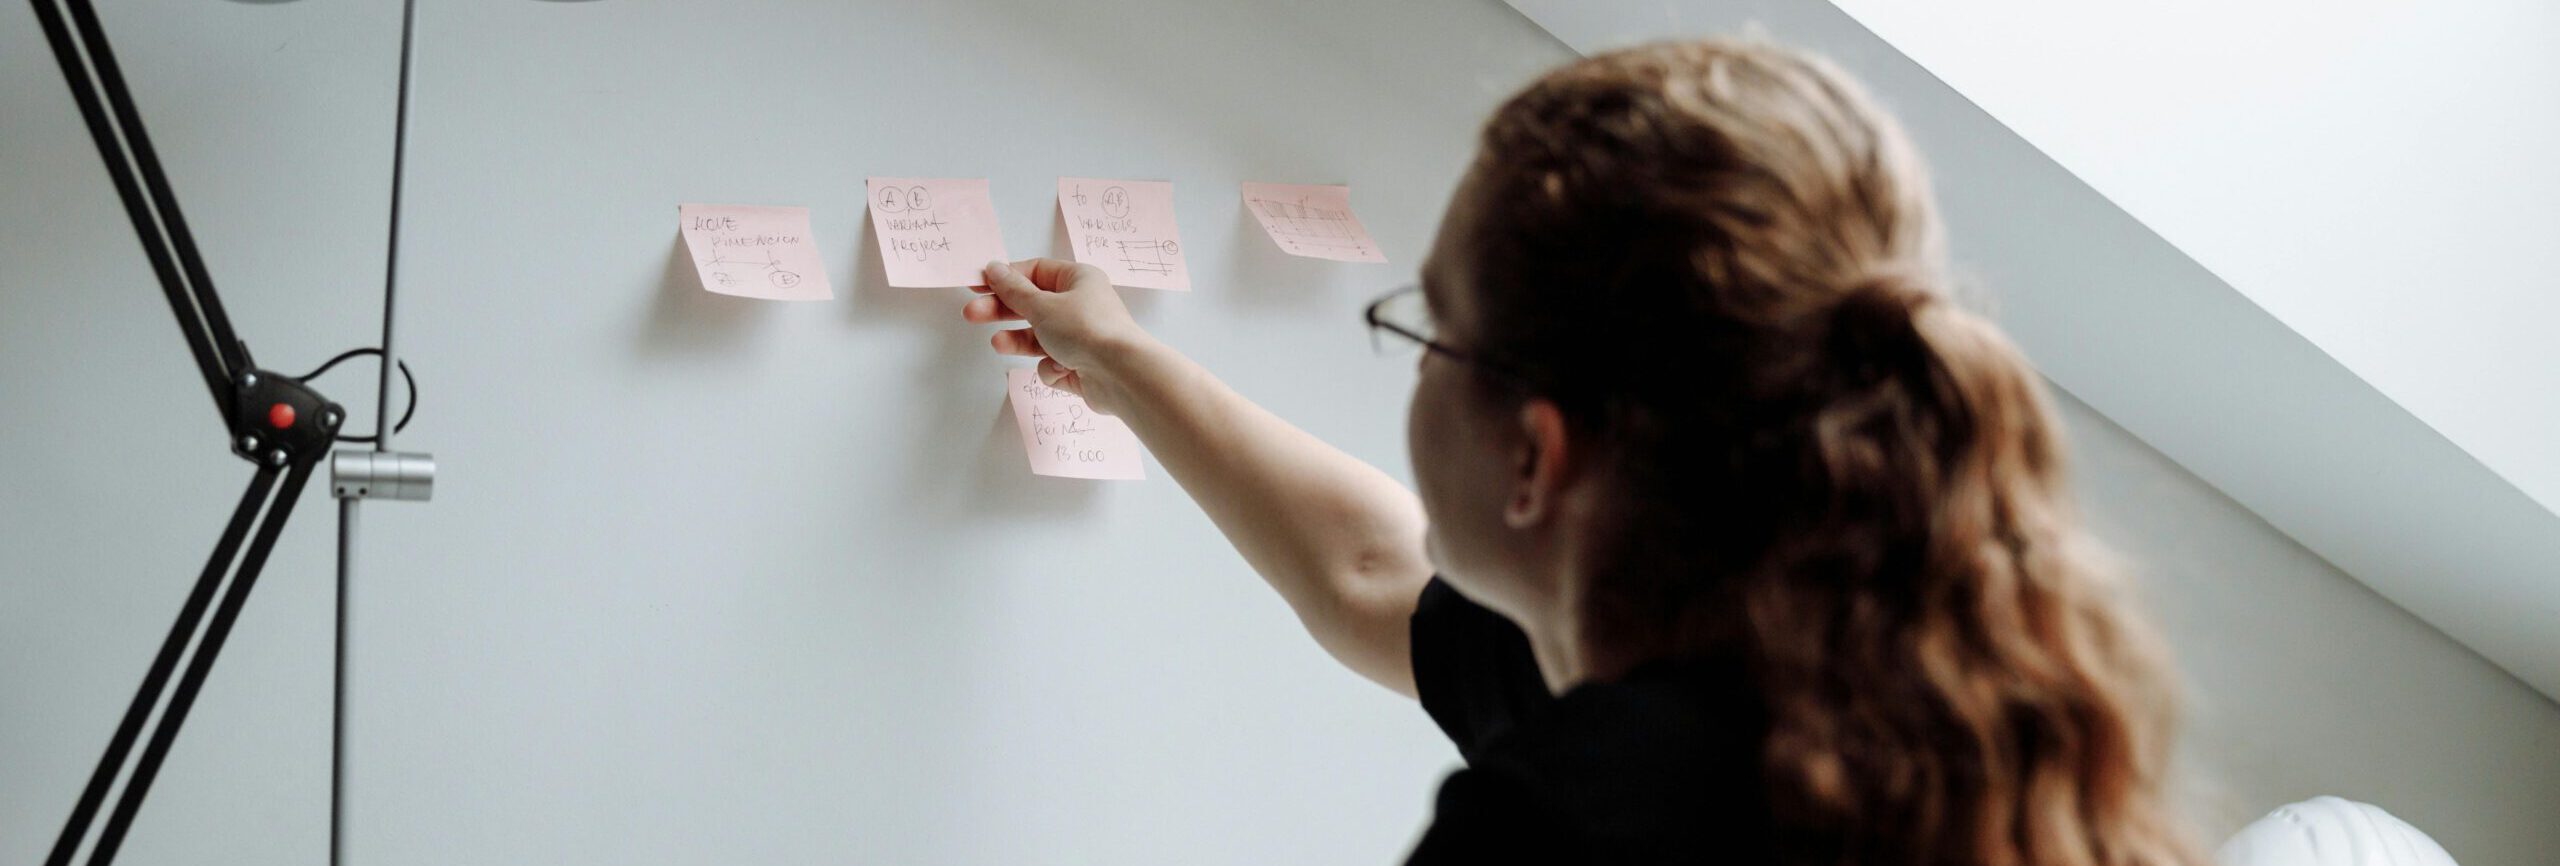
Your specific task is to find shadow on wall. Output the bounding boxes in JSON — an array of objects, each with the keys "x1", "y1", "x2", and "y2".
[
  {"x1": 1225, "y1": 199, "x2": 1344, "y2": 307},
  {"x1": 636, "y1": 237, "x2": 773, "y2": 357}
]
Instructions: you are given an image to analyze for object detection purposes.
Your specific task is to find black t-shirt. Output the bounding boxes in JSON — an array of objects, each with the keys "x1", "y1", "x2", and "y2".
[{"x1": 1404, "y1": 577, "x2": 1768, "y2": 864}]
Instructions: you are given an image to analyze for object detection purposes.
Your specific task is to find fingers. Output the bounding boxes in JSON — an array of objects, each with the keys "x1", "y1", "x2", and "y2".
[
  {"x1": 961, "y1": 294, "x2": 1023, "y2": 324},
  {"x1": 991, "y1": 327, "x2": 1046, "y2": 358},
  {"x1": 1009, "y1": 257, "x2": 1085, "y2": 292},
  {"x1": 973, "y1": 258, "x2": 1097, "y2": 293},
  {"x1": 982, "y1": 259, "x2": 1049, "y2": 315}
]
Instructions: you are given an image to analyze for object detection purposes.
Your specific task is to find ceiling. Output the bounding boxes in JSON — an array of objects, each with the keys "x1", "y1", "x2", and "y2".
[{"x1": 1826, "y1": 0, "x2": 2560, "y2": 520}]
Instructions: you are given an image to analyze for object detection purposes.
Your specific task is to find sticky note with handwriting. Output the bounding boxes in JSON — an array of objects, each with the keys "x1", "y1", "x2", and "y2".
[
  {"x1": 1058, "y1": 177, "x2": 1189, "y2": 291},
  {"x1": 867, "y1": 177, "x2": 1008, "y2": 287},
  {"x1": 678, "y1": 204, "x2": 832, "y2": 300},
  {"x1": 1005, "y1": 368, "x2": 1145, "y2": 480},
  {"x1": 1239, "y1": 182, "x2": 1386, "y2": 263}
]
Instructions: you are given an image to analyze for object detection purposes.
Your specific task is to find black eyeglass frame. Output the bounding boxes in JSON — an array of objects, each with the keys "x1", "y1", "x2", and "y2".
[{"x1": 1362, "y1": 284, "x2": 1543, "y2": 393}]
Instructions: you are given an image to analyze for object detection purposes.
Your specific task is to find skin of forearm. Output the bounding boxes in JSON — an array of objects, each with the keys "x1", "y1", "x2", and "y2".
[{"x1": 1097, "y1": 336, "x2": 1434, "y2": 697}]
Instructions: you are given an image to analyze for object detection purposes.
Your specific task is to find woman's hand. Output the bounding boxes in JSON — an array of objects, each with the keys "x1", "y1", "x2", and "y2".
[{"x1": 964, "y1": 258, "x2": 1156, "y2": 416}]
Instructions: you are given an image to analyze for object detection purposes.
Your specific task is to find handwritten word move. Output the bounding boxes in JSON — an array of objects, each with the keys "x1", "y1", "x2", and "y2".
[{"x1": 677, "y1": 203, "x2": 833, "y2": 300}]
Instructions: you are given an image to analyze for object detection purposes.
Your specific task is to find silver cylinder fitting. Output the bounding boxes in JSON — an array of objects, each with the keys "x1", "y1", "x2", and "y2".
[{"x1": 331, "y1": 450, "x2": 435, "y2": 501}]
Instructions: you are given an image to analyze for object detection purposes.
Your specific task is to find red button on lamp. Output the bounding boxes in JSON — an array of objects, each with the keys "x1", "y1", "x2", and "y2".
[{"x1": 268, "y1": 402, "x2": 296, "y2": 430}]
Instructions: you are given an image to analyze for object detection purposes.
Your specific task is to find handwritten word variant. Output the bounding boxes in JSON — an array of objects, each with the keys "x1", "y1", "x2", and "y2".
[
  {"x1": 1005, "y1": 368, "x2": 1145, "y2": 480},
  {"x1": 867, "y1": 177, "x2": 1008, "y2": 288},
  {"x1": 1057, "y1": 177, "x2": 1190, "y2": 291},
  {"x1": 1239, "y1": 182, "x2": 1386, "y2": 263},
  {"x1": 677, "y1": 204, "x2": 833, "y2": 300}
]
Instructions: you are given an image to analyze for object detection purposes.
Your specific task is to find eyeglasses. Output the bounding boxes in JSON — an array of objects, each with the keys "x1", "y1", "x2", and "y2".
[{"x1": 1362, "y1": 284, "x2": 1539, "y2": 391}]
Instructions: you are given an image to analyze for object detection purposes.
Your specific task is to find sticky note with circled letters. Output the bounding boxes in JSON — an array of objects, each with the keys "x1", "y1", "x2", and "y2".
[
  {"x1": 1058, "y1": 177, "x2": 1190, "y2": 290},
  {"x1": 867, "y1": 177, "x2": 1008, "y2": 287}
]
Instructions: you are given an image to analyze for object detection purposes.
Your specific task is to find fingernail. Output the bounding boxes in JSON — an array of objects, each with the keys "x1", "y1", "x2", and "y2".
[{"x1": 984, "y1": 259, "x2": 1009, "y2": 277}]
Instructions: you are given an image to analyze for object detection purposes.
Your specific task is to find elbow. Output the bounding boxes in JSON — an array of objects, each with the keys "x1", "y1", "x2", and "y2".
[{"x1": 1312, "y1": 547, "x2": 1431, "y2": 697}]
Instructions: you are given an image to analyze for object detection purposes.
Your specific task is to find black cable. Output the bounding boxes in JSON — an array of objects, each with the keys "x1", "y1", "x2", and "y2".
[
  {"x1": 292, "y1": 348, "x2": 417, "y2": 443},
  {"x1": 293, "y1": 346, "x2": 374, "y2": 382}
]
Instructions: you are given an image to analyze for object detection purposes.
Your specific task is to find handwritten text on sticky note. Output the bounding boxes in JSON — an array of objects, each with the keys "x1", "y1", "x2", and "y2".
[
  {"x1": 1239, "y1": 182, "x2": 1386, "y2": 263},
  {"x1": 1059, "y1": 177, "x2": 1189, "y2": 291},
  {"x1": 678, "y1": 204, "x2": 833, "y2": 300},
  {"x1": 1005, "y1": 368, "x2": 1145, "y2": 480},
  {"x1": 867, "y1": 177, "x2": 1008, "y2": 288}
]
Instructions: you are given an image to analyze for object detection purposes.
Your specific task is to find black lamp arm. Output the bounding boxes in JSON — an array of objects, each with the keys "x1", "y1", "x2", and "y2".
[{"x1": 29, "y1": 0, "x2": 349, "y2": 863}]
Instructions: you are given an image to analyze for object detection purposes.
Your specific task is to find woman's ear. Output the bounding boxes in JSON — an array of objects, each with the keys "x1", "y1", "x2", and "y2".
[{"x1": 1505, "y1": 398, "x2": 1574, "y2": 529}]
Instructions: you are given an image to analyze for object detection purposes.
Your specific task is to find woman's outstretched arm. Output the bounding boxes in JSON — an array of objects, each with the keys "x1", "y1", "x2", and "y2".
[{"x1": 965, "y1": 258, "x2": 1434, "y2": 697}]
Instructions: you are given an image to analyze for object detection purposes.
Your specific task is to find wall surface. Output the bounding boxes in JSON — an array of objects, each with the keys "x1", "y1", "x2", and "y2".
[
  {"x1": 2057, "y1": 390, "x2": 2560, "y2": 864},
  {"x1": 4, "y1": 2, "x2": 2554, "y2": 865},
  {"x1": 3, "y1": 1, "x2": 1562, "y2": 864}
]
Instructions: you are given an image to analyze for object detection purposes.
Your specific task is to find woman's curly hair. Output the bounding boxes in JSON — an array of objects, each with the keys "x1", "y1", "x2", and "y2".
[{"x1": 1464, "y1": 39, "x2": 2204, "y2": 866}]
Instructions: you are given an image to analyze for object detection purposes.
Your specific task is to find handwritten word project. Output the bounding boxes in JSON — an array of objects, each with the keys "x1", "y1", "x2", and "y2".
[
  {"x1": 1058, "y1": 177, "x2": 1189, "y2": 291},
  {"x1": 867, "y1": 177, "x2": 1008, "y2": 288},
  {"x1": 677, "y1": 204, "x2": 832, "y2": 300},
  {"x1": 1005, "y1": 368, "x2": 1145, "y2": 480},
  {"x1": 1240, "y1": 182, "x2": 1386, "y2": 263}
]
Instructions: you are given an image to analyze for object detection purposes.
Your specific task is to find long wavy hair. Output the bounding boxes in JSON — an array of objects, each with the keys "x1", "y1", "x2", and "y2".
[{"x1": 1462, "y1": 39, "x2": 2203, "y2": 866}]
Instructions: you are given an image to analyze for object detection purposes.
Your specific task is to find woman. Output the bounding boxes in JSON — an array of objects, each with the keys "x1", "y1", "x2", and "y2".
[{"x1": 964, "y1": 39, "x2": 2203, "y2": 866}]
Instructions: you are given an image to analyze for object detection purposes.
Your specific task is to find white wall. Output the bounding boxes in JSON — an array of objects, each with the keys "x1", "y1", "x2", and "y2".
[
  {"x1": 2058, "y1": 390, "x2": 2560, "y2": 864},
  {"x1": 3, "y1": 1, "x2": 1563, "y2": 864},
  {"x1": 5, "y1": 2, "x2": 2554, "y2": 865}
]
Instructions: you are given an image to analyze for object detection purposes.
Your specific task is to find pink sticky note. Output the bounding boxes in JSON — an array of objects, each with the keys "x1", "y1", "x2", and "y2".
[
  {"x1": 1239, "y1": 182, "x2": 1387, "y2": 263},
  {"x1": 1058, "y1": 177, "x2": 1190, "y2": 291},
  {"x1": 677, "y1": 204, "x2": 833, "y2": 300},
  {"x1": 1005, "y1": 368, "x2": 1145, "y2": 481},
  {"x1": 867, "y1": 177, "x2": 1008, "y2": 288}
]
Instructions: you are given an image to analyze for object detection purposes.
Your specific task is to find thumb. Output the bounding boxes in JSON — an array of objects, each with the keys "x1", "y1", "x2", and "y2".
[{"x1": 983, "y1": 260, "x2": 1049, "y2": 319}]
